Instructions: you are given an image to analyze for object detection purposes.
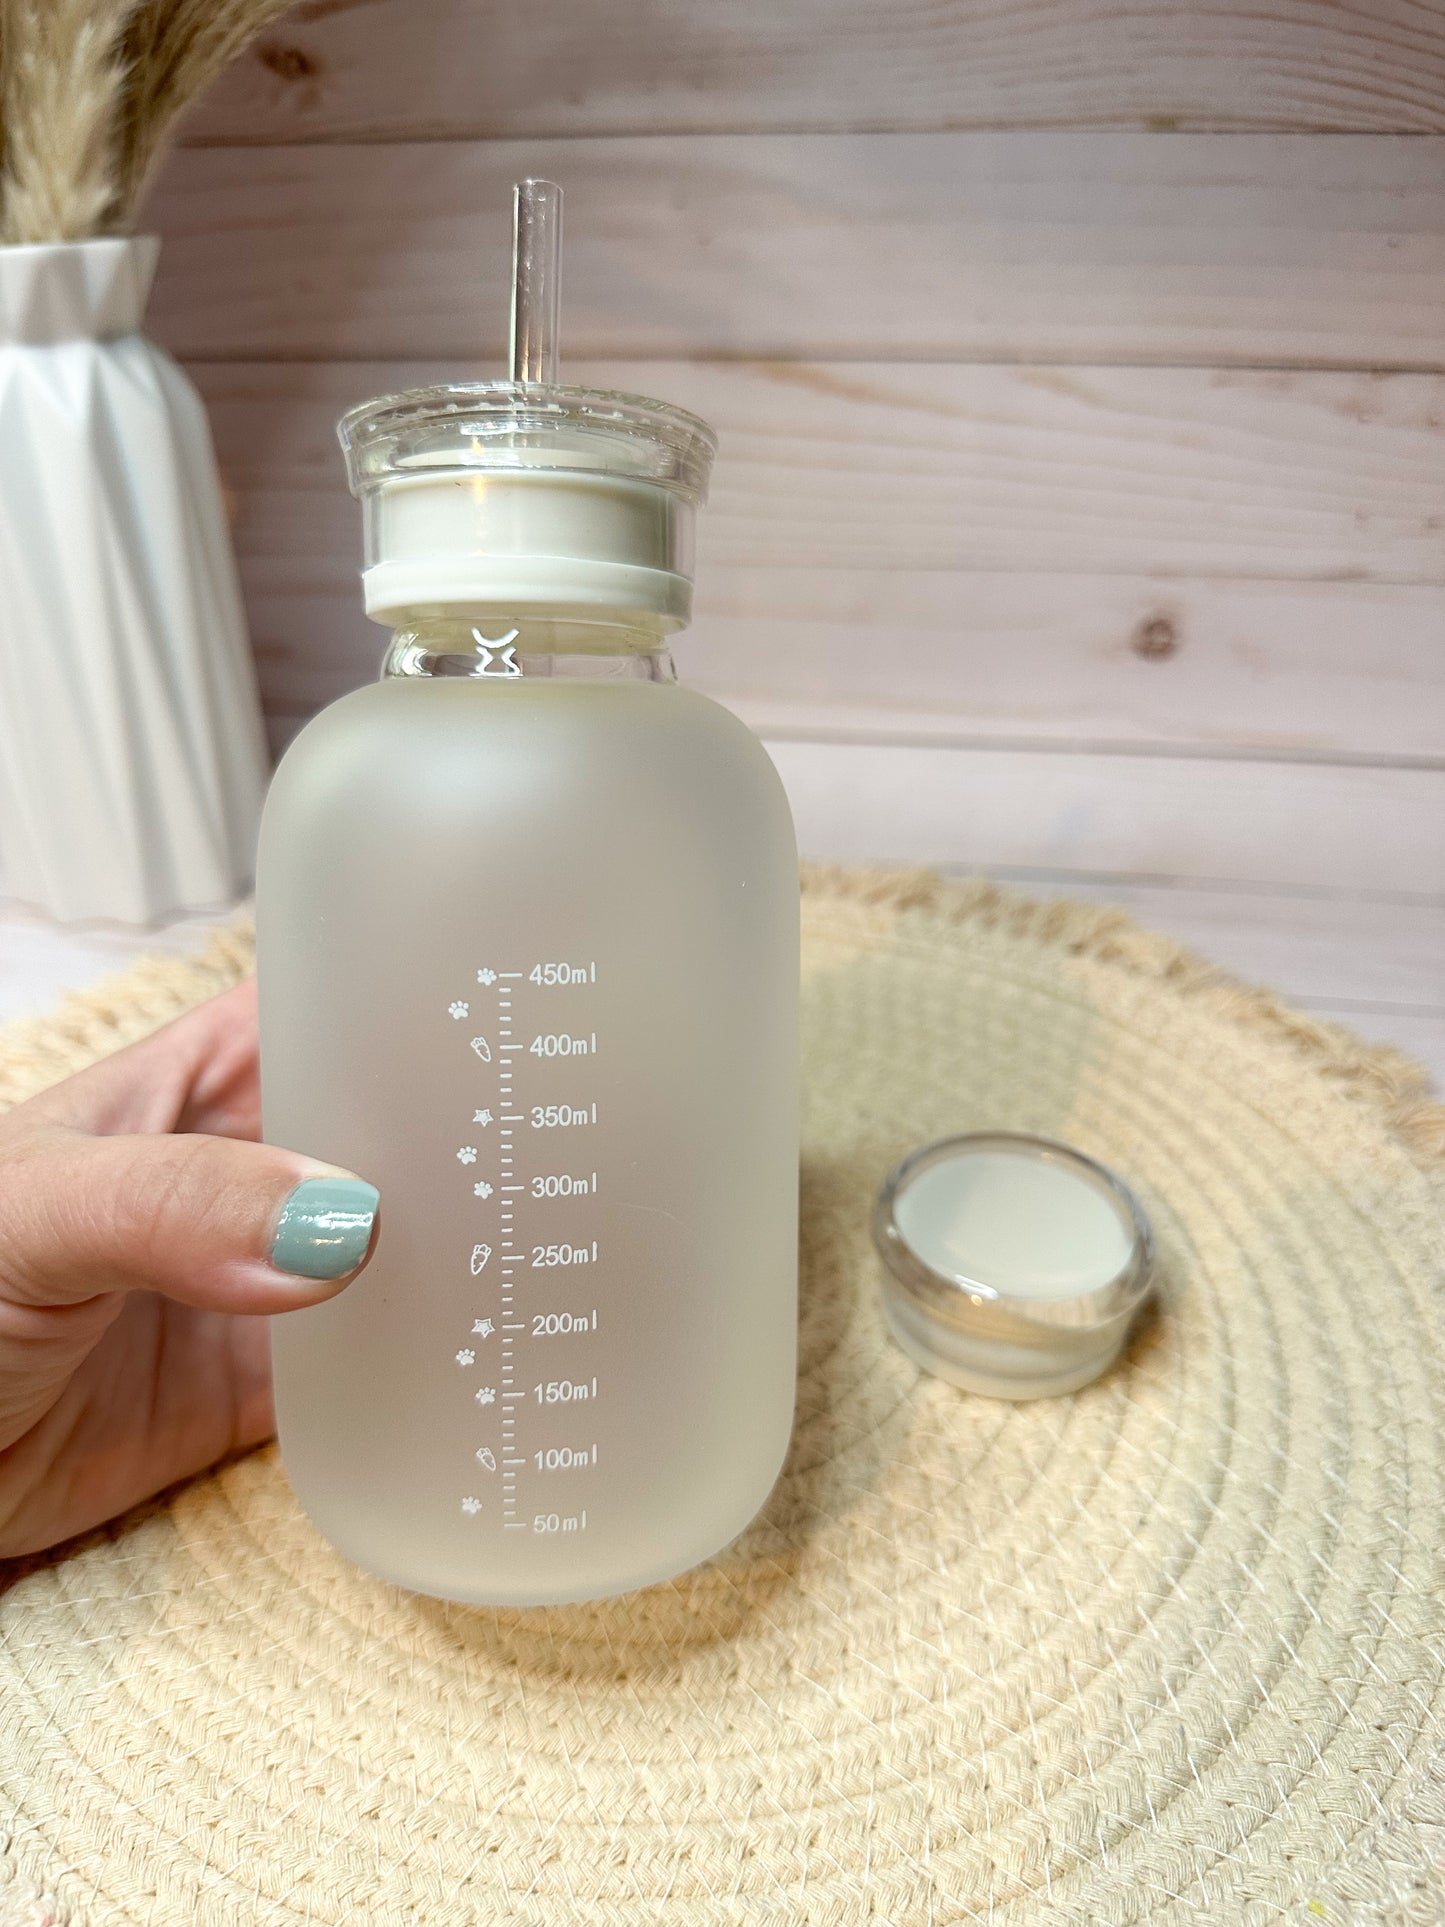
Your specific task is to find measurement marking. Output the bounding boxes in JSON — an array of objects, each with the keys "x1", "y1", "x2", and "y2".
[
  {"x1": 502, "y1": 1322, "x2": 525, "y2": 1330},
  {"x1": 502, "y1": 1185, "x2": 524, "y2": 1192},
  {"x1": 503, "y1": 1392, "x2": 524, "y2": 1400},
  {"x1": 501, "y1": 1113, "x2": 523, "y2": 1120},
  {"x1": 500, "y1": 972, "x2": 522, "y2": 978}
]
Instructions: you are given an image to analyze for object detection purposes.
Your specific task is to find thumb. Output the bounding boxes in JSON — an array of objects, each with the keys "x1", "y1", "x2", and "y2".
[{"x1": 0, "y1": 1127, "x2": 380, "y2": 1316}]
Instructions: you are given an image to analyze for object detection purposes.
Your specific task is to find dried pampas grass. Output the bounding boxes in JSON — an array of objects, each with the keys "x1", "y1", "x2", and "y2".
[{"x1": 0, "y1": 0, "x2": 296, "y2": 244}]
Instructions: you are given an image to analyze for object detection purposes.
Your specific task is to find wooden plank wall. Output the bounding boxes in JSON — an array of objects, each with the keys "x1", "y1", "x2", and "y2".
[{"x1": 148, "y1": 0, "x2": 1445, "y2": 1070}]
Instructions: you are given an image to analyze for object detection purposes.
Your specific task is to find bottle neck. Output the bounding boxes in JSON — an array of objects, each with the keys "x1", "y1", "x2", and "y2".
[{"x1": 381, "y1": 615, "x2": 676, "y2": 684}]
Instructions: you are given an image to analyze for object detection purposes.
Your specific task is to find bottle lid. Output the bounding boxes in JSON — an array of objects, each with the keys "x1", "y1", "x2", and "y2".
[
  {"x1": 872, "y1": 1133, "x2": 1154, "y2": 1400},
  {"x1": 339, "y1": 382, "x2": 716, "y2": 626},
  {"x1": 337, "y1": 181, "x2": 716, "y2": 628}
]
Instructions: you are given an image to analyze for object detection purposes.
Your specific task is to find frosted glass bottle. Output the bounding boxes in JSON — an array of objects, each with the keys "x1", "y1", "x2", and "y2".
[{"x1": 257, "y1": 382, "x2": 799, "y2": 1606}]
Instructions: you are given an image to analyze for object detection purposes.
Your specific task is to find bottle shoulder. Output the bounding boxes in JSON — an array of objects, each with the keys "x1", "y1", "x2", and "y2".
[
  {"x1": 273, "y1": 675, "x2": 771, "y2": 765},
  {"x1": 265, "y1": 676, "x2": 793, "y2": 826}
]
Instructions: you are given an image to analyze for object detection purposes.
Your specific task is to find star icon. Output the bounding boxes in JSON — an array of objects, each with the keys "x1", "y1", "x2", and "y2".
[
  {"x1": 455, "y1": 1348, "x2": 475, "y2": 1367},
  {"x1": 473, "y1": 1181, "x2": 493, "y2": 1199},
  {"x1": 457, "y1": 1145, "x2": 477, "y2": 1164},
  {"x1": 476, "y1": 968, "x2": 497, "y2": 986},
  {"x1": 472, "y1": 1319, "x2": 494, "y2": 1339},
  {"x1": 461, "y1": 1496, "x2": 481, "y2": 1515},
  {"x1": 448, "y1": 1001, "x2": 469, "y2": 1020},
  {"x1": 472, "y1": 1109, "x2": 493, "y2": 1127},
  {"x1": 475, "y1": 1386, "x2": 496, "y2": 1405}
]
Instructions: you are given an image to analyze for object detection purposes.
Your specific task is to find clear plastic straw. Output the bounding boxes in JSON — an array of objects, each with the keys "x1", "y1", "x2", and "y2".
[{"x1": 509, "y1": 179, "x2": 562, "y2": 387}]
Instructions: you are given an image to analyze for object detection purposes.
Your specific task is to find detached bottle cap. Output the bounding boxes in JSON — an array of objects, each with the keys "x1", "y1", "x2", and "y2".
[
  {"x1": 872, "y1": 1133, "x2": 1154, "y2": 1399},
  {"x1": 337, "y1": 181, "x2": 716, "y2": 628}
]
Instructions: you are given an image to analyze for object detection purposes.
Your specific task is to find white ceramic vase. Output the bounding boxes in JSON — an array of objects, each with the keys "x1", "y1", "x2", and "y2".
[{"x1": 0, "y1": 236, "x2": 269, "y2": 923}]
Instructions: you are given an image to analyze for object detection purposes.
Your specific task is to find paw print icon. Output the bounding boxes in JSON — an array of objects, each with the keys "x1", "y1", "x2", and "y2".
[
  {"x1": 461, "y1": 1496, "x2": 481, "y2": 1516},
  {"x1": 448, "y1": 1001, "x2": 469, "y2": 1020},
  {"x1": 457, "y1": 1146, "x2": 477, "y2": 1165},
  {"x1": 476, "y1": 968, "x2": 497, "y2": 986}
]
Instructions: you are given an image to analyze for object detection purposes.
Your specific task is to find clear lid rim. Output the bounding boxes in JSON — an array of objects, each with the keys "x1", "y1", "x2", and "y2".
[
  {"x1": 338, "y1": 380, "x2": 718, "y2": 503},
  {"x1": 872, "y1": 1131, "x2": 1155, "y2": 1344}
]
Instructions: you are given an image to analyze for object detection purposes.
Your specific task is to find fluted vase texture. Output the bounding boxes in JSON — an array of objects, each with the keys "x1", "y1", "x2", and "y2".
[{"x1": 0, "y1": 236, "x2": 268, "y2": 922}]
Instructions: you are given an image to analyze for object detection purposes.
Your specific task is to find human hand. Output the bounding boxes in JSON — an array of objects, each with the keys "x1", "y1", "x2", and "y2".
[{"x1": 0, "y1": 981, "x2": 378, "y2": 1557}]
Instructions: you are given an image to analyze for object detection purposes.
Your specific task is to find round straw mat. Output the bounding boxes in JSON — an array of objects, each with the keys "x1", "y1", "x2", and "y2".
[{"x1": 1, "y1": 867, "x2": 1443, "y2": 1927}]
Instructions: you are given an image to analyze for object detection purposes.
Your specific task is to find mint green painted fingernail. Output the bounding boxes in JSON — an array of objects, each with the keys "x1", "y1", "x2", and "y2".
[{"x1": 271, "y1": 1178, "x2": 379, "y2": 1280}]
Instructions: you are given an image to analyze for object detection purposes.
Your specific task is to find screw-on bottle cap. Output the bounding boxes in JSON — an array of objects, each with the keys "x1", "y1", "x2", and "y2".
[
  {"x1": 872, "y1": 1133, "x2": 1155, "y2": 1399},
  {"x1": 338, "y1": 382, "x2": 716, "y2": 627},
  {"x1": 337, "y1": 182, "x2": 717, "y2": 629}
]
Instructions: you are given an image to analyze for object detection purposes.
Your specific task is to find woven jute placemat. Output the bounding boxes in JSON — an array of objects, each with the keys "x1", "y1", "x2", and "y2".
[{"x1": 1, "y1": 867, "x2": 1443, "y2": 1926}]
